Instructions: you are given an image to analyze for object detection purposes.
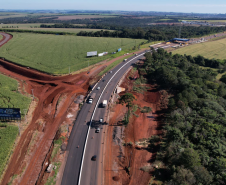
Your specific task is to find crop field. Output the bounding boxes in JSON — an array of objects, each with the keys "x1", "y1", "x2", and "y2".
[
  {"x1": 185, "y1": 19, "x2": 226, "y2": 23},
  {"x1": 0, "y1": 123, "x2": 18, "y2": 177},
  {"x1": 0, "y1": 24, "x2": 111, "y2": 34},
  {"x1": 0, "y1": 33, "x2": 146, "y2": 74},
  {"x1": 172, "y1": 37, "x2": 226, "y2": 59},
  {"x1": 0, "y1": 73, "x2": 31, "y2": 114}
]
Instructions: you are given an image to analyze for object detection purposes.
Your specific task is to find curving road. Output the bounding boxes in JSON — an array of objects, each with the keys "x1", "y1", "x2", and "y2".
[
  {"x1": 61, "y1": 42, "x2": 177, "y2": 185},
  {"x1": 0, "y1": 32, "x2": 12, "y2": 47}
]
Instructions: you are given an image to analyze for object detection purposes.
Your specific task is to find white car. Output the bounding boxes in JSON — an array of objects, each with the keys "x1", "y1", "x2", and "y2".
[
  {"x1": 97, "y1": 87, "x2": 100, "y2": 90},
  {"x1": 99, "y1": 118, "x2": 103, "y2": 123},
  {"x1": 96, "y1": 128, "x2": 100, "y2": 133}
]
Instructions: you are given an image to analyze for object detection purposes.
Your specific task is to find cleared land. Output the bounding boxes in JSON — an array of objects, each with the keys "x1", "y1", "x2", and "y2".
[
  {"x1": 172, "y1": 37, "x2": 226, "y2": 59},
  {"x1": 0, "y1": 73, "x2": 31, "y2": 114},
  {"x1": 0, "y1": 33, "x2": 146, "y2": 74}
]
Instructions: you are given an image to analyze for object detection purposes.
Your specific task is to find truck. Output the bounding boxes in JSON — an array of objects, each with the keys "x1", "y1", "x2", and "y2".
[
  {"x1": 102, "y1": 100, "x2": 107, "y2": 107},
  {"x1": 88, "y1": 93, "x2": 96, "y2": 104}
]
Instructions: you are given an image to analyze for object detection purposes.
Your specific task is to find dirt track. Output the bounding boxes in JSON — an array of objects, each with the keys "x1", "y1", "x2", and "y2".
[{"x1": 0, "y1": 57, "x2": 91, "y2": 184}]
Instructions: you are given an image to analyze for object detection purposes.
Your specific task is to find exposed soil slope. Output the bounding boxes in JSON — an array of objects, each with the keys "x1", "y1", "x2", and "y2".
[{"x1": 104, "y1": 69, "x2": 167, "y2": 185}]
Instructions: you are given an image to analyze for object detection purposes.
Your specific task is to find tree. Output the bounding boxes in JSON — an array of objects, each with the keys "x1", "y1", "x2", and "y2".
[
  {"x1": 179, "y1": 148, "x2": 201, "y2": 169},
  {"x1": 171, "y1": 166, "x2": 196, "y2": 185},
  {"x1": 140, "y1": 106, "x2": 152, "y2": 113},
  {"x1": 118, "y1": 93, "x2": 135, "y2": 124}
]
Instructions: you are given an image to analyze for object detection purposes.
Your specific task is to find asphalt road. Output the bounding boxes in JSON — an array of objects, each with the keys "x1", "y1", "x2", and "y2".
[{"x1": 61, "y1": 43, "x2": 176, "y2": 185}]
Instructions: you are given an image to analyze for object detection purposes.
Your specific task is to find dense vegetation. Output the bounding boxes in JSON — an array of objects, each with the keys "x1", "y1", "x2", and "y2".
[
  {"x1": 77, "y1": 26, "x2": 226, "y2": 40},
  {"x1": 0, "y1": 123, "x2": 18, "y2": 177},
  {"x1": 140, "y1": 48, "x2": 226, "y2": 184}
]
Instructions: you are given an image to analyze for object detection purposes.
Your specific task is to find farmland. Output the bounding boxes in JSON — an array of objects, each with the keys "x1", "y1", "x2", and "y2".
[
  {"x1": 184, "y1": 19, "x2": 226, "y2": 23},
  {"x1": 0, "y1": 24, "x2": 112, "y2": 34},
  {"x1": 0, "y1": 123, "x2": 18, "y2": 178},
  {"x1": 0, "y1": 33, "x2": 146, "y2": 74},
  {"x1": 172, "y1": 37, "x2": 226, "y2": 59},
  {"x1": 0, "y1": 73, "x2": 31, "y2": 115}
]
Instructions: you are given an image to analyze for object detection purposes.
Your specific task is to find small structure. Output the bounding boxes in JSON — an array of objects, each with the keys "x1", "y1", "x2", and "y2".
[
  {"x1": 87, "y1": 51, "x2": 97, "y2": 57},
  {"x1": 0, "y1": 108, "x2": 21, "y2": 121},
  {"x1": 47, "y1": 164, "x2": 54, "y2": 173},
  {"x1": 171, "y1": 38, "x2": 190, "y2": 45},
  {"x1": 117, "y1": 48, "x2": 121, "y2": 52},
  {"x1": 98, "y1": 53, "x2": 104, "y2": 57}
]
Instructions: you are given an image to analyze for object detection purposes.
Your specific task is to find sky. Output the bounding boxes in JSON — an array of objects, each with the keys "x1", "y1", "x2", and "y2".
[{"x1": 1, "y1": 0, "x2": 226, "y2": 14}]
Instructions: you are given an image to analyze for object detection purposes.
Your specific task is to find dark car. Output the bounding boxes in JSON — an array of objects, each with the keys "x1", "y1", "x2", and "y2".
[{"x1": 91, "y1": 155, "x2": 97, "y2": 161}]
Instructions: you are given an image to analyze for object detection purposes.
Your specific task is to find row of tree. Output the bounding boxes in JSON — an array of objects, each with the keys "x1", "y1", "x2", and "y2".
[
  {"x1": 77, "y1": 26, "x2": 226, "y2": 40},
  {"x1": 137, "y1": 49, "x2": 226, "y2": 184}
]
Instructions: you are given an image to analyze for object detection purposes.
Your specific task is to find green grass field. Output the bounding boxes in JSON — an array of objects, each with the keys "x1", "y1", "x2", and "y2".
[
  {"x1": 0, "y1": 73, "x2": 31, "y2": 114},
  {"x1": 172, "y1": 37, "x2": 226, "y2": 59},
  {"x1": 0, "y1": 33, "x2": 146, "y2": 74},
  {"x1": 0, "y1": 123, "x2": 18, "y2": 178},
  {"x1": 0, "y1": 34, "x2": 2, "y2": 40}
]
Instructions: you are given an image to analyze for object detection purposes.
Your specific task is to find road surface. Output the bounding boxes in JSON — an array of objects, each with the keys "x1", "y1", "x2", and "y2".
[{"x1": 61, "y1": 42, "x2": 176, "y2": 185}]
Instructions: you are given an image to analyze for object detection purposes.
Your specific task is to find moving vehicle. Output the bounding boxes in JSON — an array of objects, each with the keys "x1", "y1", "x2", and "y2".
[
  {"x1": 88, "y1": 93, "x2": 96, "y2": 104},
  {"x1": 97, "y1": 87, "x2": 100, "y2": 90},
  {"x1": 102, "y1": 100, "x2": 107, "y2": 107},
  {"x1": 99, "y1": 118, "x2": 103, "y2": 123},
  {"x1": 91, "y1": 155, "x2": 97, "y2": 161},
  {"x1": 96, "y1": 128, "x2": 100, "y2": 133},
  {"x1": 123, "y1": 59, "x2": 127, "y2": 62}
]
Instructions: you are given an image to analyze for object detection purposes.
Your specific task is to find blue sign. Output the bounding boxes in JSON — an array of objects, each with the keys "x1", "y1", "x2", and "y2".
[
  {"x1": 0, "y1": 108, "x2": 21, "y2": 120},
  {"x1": 118, "y1": 48, "x2": 121, "y2": 52}
]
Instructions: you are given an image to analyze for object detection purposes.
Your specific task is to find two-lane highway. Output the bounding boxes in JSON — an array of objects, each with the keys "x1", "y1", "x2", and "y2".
[{"x1": 61, "y1": 43, "x2": 176, "y2": 185}]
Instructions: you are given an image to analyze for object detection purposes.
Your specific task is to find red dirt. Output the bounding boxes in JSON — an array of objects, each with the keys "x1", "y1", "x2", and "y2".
[
  {"x1": 0, "y1": 58, "x2": 90, "y2": 185},
  {"x1": 104, "y1": 68, "x2": 167, "y2": 185},
  {"x1": 0, "y1": 32, "x2": 12, "y2": 47}
]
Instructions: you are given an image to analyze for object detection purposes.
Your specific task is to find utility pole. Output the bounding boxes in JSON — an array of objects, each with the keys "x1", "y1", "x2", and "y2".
[
  {"x1": 23, "y1": 109, "x2": 27, "y2": 123},
  {"x1": 31, "y1": 89, "x2": 34, "y2": 100},
  {"x1": 18, "y1": 121, "x2": 20, "y2": 136}
]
